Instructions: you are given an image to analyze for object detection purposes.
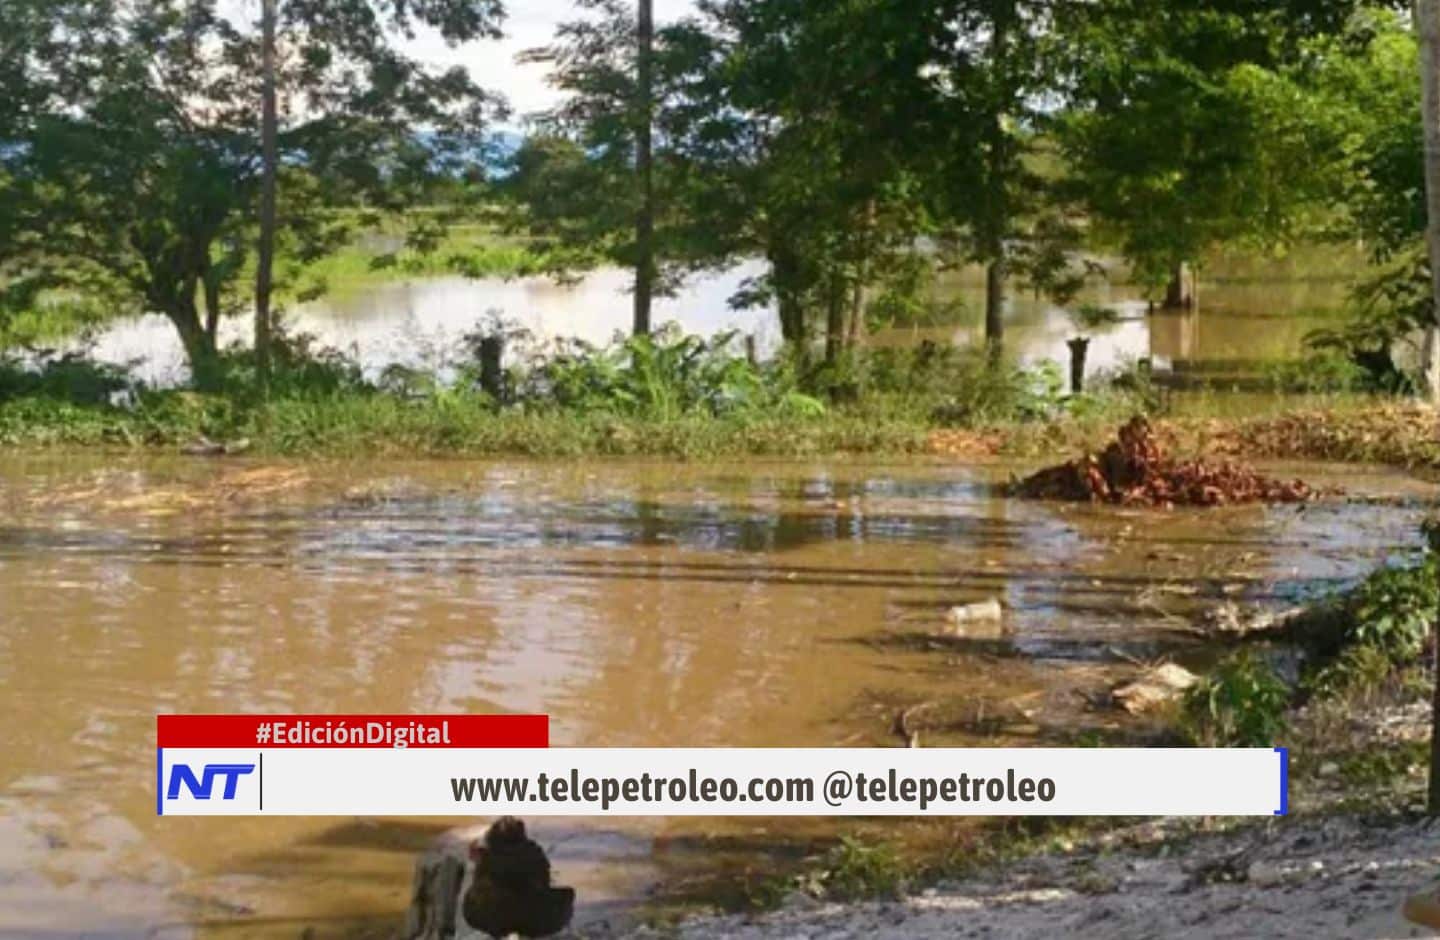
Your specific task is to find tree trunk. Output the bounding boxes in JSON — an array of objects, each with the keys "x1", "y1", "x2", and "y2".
[
  {"x1": 1417, "y1": 0, "x2": 1440, "y2": 816},
  {"x1": 478, "y1": 335, "x2": 504, "y2": 401},
  {"x1": 779, "y1": 291, "x2": 808, "y2": 364},
  {"x1": 632, "y1": 0, "x2": 655, "y2": 337},
  {"x1": 254, "y1": 0, "x2": 278, "y2": 388},
  {"x1": 203, "y1": 266, "x2": 222, "y2": 340},
  {"x1": 847, "y1": 277, "x2": 866, "y2": 349},
  {"x1": 769, "y1": 243, "x2": 808, "y2": 357},
  {"x1": 168, "y1": 301, "x2": 221, "y2": 391},
  {"x1": 1163, "y1": 261, "x2": 1195, "y2": 310},
  {"x1": 824, "y1": 275, "x2": 845, "y2": 365},
  {"x1": 984, "y1": 258, "x2": 1005, "y2": 357},
  {"x1": 847, "y1": 200, "x2": 875, "y2": 351},
  {"x1": 779, "y1": 290, "x2": 806, "y2": 358},
  {"x1": 981, "y1": 3, "x2": 1013, "y2": 363},
  {"x1": 1417, "y1": 0, "x2": 1440, "y2": 404}
]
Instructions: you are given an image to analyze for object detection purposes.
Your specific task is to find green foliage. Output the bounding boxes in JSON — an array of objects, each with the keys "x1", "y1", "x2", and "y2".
[
  {"x1": 0, "y1": 351, "x2": 132, "y2": 405},
  {"x1": 1341, "y1": 556, "x2": 1438, "y2": 661},
  {"x1": 1303, "y1": 553, "x2": 1437, "y2": 697},
  {"x1": 1180, "y1": 651, "x2": 1291, "y2": 747},
  {"x1": 1300, "y1": 8, "x2": 1425, "y2": 259},
  {"x1": 1263, "y1": 348, "x2": 1371, "y2": 394},
  {"x1": 863, "y1": 255, "x2": 970, "y2": 331},
  {"x1": 1307, "y1": 643, "x2": 1400, "y2": 701},
  {"x1": 0, "y1": 297, "x2": 122, "y2": 349},
  {"x1": 1301, "y1": 249, "x2": 1427, "y2": 395},
  {"x1": 818, "y1": 837, "x2": 905, "y2": 902},
  {"x1": 1058, "y1": 1, "x2": 1392, "y2": 290},
  {"x1": 216, "y1": 326, "x2": 369, "y2": 399},
  {"x1": 0, "y1": 328, "x2": 957, "y2": 457},
  {"x1": 519, "y1": 326, "x2": 823, "y2": 421},
  {"x1": 1070, "y1": 303, "x2": 1121, "y2": 332},
  {"x1": 862, "y1": 345, "x2": 1064, "y2": 426},
  {"x1": 0, "y1": 0, "x2": 505, "y2": 383},
  {"x1": 1337, "y1": 740, "x2": 1427, "y2": 787}
]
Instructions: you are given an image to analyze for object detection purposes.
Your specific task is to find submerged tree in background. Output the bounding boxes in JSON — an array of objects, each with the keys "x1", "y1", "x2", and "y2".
[
  {"x1": 696, "y1": 0, "x2": 945, "y2": 366},
  {"x1": 922, "y1": 0, "x2": 1077, "y2": 351},
  {"x1": 1058, "y1": 0, "x2": 1387, "y2": 308},
  {"x1": 515, "y1": 0, "x2": 956, "y2": 368},
  {"x1": 0, "y1": 0, "x2": 505, "y2": 387},
  {"x1": 509, "y1": 0, "x2": 741, "y2": 337}
]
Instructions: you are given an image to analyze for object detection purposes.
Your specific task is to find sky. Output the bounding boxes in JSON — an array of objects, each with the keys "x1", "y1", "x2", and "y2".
[
  {"x1": 215, "y1": 1, "x2": 700, "y2": 126},
  {"x1": 404, "y1": 0, "x2": 700, "y2": 123}
]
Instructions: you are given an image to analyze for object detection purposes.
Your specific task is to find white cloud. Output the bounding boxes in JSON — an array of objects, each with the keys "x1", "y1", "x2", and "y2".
[{"x1": 403, "y1": 0, "x2": 701, "y2": 124}]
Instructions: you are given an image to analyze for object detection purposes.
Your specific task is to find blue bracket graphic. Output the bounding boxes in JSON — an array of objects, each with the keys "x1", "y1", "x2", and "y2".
[{"x1": 1274, "y1": 746, "x2": 1289, "y2": 816}]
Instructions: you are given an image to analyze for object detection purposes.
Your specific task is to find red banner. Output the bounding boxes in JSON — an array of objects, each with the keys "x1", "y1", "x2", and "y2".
[{"x1": 157, "y1": 714, "x2": 548, "y2": 748}]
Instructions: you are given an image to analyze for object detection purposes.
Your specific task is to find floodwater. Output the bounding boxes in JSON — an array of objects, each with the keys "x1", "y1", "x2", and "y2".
[
  {"x1": 0, "y1": 453, "x2": 1433, "y2": 937},
  {"x1": 74, "y1": 254, "x2": 1354, "y2": 387}
]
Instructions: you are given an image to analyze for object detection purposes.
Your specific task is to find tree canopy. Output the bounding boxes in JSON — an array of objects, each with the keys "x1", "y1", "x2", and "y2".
[{"x1": 0, "y1": 0, "x2": 505, "y2": 384}]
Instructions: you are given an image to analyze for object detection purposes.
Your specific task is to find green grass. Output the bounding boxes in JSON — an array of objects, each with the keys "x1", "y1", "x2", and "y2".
[
  {"x1": 0, "y1": 297, "x2": 122, "y2": 348},
  {"x1": 293, "y1": 226, "x2": 550, "y2": 294},
  {"x1": 0, "y1": 326, "x2": 1150, "y2": 457},
  {"x1": 0, "y1": 389, "x2": 936, "y2": 458}
]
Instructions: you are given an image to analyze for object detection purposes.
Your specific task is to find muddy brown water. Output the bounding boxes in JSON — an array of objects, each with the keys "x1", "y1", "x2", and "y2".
[{"x1": 0, "y1": 454, "x2": 1433, "y2": 937}]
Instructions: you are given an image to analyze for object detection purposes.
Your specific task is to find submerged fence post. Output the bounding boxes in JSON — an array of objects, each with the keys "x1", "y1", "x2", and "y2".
[
  {"x1": 744, "y1": 334, "x2": 758, "y2": 367},
  {"x1": 479, "y1": 335, "x2": 504, "y2": 402},
  {"x1": 1067, "y1": 337, "x2": 1090, "y2": 395}
]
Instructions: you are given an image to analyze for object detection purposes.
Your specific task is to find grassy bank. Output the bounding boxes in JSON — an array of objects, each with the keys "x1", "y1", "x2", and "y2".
[
  {"x1": 1, "y1": 383, "x2": 1432, "y2": 464},
  {"x1": 292, "y1": 221, "x2": 564, "y2": 295},
  {"x1": 0, "y1": 393, "x2": 937, "y2": 458},
  {"x1": 934, "y1": 400, "x2": 1440, "y2": 471},
  {"x1": 0, "y1": 324, "x2": 1434, "y2": 463},
  {"x1": 5, "y1": 385, "x2": 1434, "y2": 466},
  {"x1": 0, "y1": 329, "x2": 1125, "y2": 458}
]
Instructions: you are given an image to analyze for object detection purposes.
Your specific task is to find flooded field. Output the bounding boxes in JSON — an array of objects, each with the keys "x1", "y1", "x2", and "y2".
[
  {"x1": 73, "y1": 252, "x2": 1356, "y2": 387},
  {"x1": 0, "y1": 453, "x2": 1432, "y2": 937}
]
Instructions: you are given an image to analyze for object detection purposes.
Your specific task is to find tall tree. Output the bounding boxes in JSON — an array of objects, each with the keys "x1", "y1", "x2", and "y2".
[
  {"x1": 687, "y1": 0, "x2": 947, "y2": 364},
  {"x1": 978, "y1": 1, "x2": 1023, "y2": 349},
  {"x1": 0, "y1": 0, "x2": 505, "y2": 387},
  {"x1": 870, "y1": 2, "x2": 1092, "y2": 358},
  {"x1": 1415, "y1": 0, "x2": 1440, "y2": 814},
  {"x1": 512, "y1": 1, "x2": 739, "y2": 334},
  {"x1": 634, "y1": 0, "x2": 655, "y2": 336},
  {"x1": 256, "y1": 0, "x2": 279, "y2": 386},
  {"x1": 1417, "y1": 0, "x2": 1440, "y2": 404}
]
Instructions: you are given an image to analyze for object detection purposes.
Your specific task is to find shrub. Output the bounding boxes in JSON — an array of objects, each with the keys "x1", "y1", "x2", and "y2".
[
  {"x1": 819, "y1": 837, "x2": 905, "y2": 901},
  {"x1": 1308, "y1": 643, "x2": 1403, "y2": 701},
  {"x1": 1343, "y1": 557, "x2": 1438, "y2": 662},
  {"x1": 1264, "y1": 349, "x2": 1370, "y2": 394},
  {"x1": 1180, "y1": 651, "x2": 1291, "y2": 747},
  {"x1": 0, "y1": 351, "x2": 134, "y2": 405}
]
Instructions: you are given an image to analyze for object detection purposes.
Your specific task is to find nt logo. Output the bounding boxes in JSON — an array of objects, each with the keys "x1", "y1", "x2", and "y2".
[{"x1": 166, "y1": 763, "x2": 255, "y2": 800}]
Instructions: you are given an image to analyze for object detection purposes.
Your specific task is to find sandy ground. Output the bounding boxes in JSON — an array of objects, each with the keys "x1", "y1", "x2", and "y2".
[{"x1": 580, "y1": 815, "x2": 1440, "y2": 939}]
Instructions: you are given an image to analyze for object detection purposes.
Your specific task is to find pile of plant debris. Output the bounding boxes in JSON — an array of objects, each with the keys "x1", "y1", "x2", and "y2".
[{"x1": 1015, "y1": 416, "x2": 1315, "y2": 507}]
